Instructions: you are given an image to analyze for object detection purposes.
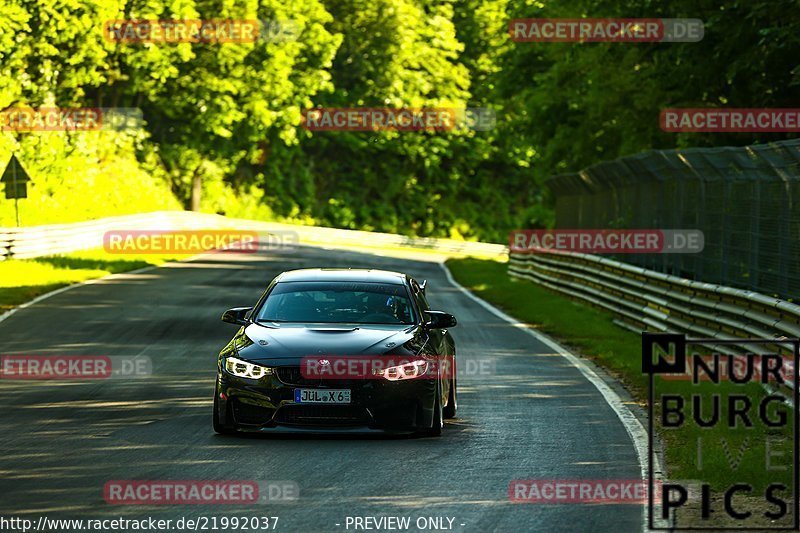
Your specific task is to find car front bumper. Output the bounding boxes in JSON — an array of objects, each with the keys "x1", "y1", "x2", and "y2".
[{"x1": 215, "y1": 368, "x2": 438, "y2": 433}]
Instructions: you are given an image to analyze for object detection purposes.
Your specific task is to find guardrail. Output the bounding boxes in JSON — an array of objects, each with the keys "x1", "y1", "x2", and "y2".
[
  {"x1": 0, "y1": 211, "x2": 507, "y2": 261},
  {"x1": 0, "y1": 212, "x2": 226, "y2": 260},
  {"x1": 509, "y1": 251, "x2": 799, "y2": 395},
  {"x1": 261, "y1": 220, "x2": 506, "y2": 257}
]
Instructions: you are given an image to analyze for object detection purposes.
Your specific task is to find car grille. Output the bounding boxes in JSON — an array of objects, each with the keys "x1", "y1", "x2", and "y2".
[
  {"x1": 274, "y1": 405, "x2": 370, "y2": 427},
  {"x1": 276, "y1": 367, "x2": 314, "y2": 386},
  {"x1": 276, "y1": 366, "x2": 355, "y2": 387},
  {"x1": 231, "y1": 399, "x2": 275, "y2": 425}
]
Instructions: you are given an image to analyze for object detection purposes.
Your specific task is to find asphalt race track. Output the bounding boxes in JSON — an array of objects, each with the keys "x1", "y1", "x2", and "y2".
[{"x1": 0, "y1": 244, "x2": 643, "y2": 532}]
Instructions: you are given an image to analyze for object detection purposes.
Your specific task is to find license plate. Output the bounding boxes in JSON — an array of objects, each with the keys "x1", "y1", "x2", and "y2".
[{"x1": 294, "y1": 388, "x2": 351, "y2": 404}]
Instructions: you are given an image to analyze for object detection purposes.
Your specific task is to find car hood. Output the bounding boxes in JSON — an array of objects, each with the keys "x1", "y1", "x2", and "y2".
[{"x1": 233, "y1": 322, "x2": 422, "y2": 364}]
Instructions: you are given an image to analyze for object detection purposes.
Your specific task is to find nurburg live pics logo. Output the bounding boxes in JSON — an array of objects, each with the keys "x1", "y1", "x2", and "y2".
[{"x1": 642, "y1": 332, "x2": 800, "y2": 530}]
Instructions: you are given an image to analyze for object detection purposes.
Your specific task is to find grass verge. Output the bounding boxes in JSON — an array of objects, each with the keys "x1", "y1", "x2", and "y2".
[
  {"x1": 446, "y1": 257, "x2": 646, "y2": 393},
  {"x1": 0, "y1": 249, "x2": 186, "y2": 314},
  {"x1": 446, "y1": 257, "x2": 794, "y2": 498}
]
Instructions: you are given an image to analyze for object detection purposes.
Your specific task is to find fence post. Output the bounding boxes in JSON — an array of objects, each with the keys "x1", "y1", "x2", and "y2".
[{"x1": 5, "y1": 231, "x2": 14, "y2": 260}]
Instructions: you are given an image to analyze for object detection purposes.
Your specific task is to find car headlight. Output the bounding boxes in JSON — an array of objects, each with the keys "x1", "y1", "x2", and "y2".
[
  {"x1": 224, "y1": 357, "x2": 273, "y2": 379},
  {"x1": 373, "y1": 360, "x2": 429, "y2": 381}
]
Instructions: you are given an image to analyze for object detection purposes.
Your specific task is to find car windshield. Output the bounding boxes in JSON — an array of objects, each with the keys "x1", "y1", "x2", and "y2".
[{"x1": 256, "y1": 281, "x2": 415, "y2": 325}]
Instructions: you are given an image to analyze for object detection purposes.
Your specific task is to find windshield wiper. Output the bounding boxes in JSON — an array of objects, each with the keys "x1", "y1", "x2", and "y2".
[{"x1": 255, "y1": 319, "x2": 286, "y2": 327}]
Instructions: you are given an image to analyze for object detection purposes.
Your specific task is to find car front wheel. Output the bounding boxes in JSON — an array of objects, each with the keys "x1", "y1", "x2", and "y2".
[
  {"x1": 443, "y1": 376, "x2": 457, "y2": 419},
  {"x1": 212, "y1": 389, "x2": 234, "y2": 435},
  {"x1": 423, "y1": 385, "x2": 443, "y2": 437}
]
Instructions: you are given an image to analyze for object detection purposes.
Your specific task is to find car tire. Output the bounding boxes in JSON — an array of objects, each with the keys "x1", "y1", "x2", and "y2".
[
  {"x1": 443, "y1": 376, "x2": 457, "y2": 419},
  {"x1": 212, "y1": 390, "x2": 234, "y2": 435},
  {"x1": 423, "y1": 385, "x2": 443, "y2": 437}
]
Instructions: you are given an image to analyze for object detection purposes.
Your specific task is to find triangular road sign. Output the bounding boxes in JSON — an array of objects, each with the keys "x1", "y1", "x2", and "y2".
[{"x1": 1, "y1": 154, "x2": 32, "y2": 199}]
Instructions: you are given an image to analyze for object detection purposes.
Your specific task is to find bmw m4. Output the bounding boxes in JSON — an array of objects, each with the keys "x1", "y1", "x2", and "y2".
[{"x1": 212, "y1": 268, "x2": 458, "y2": 436}]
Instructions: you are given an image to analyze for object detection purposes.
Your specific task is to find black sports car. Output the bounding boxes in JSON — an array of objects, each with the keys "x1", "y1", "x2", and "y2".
[{"x1": 212, "y1": 268, "x2": 458, "y2": 436}]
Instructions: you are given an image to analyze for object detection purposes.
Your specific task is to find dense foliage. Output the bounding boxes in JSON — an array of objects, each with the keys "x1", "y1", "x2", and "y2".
[{"x1": 0, "y1": 0, "x2": 797, "y2": 238}]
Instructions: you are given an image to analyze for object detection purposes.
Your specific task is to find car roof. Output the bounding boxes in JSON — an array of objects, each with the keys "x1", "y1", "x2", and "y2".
[{"x1": 274, "y1": 268, "x2": 409, "y2": 285}]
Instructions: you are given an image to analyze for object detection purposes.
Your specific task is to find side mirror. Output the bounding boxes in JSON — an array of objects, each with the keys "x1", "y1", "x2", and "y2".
[
  {"x1": 424, "y1": 310, "x2": 457, "y2": 329},
  {"x1": 221, "y1": 307, "x2": 252, "y2": 326}
]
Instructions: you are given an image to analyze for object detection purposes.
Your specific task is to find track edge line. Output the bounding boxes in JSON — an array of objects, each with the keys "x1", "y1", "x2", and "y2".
[{"x1": 438, "y1": 261, "x2": 663, "y2": 532}]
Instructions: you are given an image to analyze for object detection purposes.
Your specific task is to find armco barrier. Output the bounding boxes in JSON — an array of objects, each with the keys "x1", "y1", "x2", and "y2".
[
  {"x1": 0, "y1": 211, "x2": 507, "y2": 260},
  {"x1": 0, "y1": 230, "x2": 11, "y2": 260},
  {"x1": 0, "y1": 212, "x2": 227, "y2": 260},
  {"x1": 509, "y1": 250, "x2": 800, "y2": 395}
]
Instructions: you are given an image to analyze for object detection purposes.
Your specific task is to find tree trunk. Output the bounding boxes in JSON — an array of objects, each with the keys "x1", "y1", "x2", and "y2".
[{"x1": 191, "y1": 173, "x2": 201, "y2": 211}]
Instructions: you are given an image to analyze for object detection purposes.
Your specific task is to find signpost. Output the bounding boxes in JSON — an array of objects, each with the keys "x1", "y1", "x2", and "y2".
[{"x1": 1, "y1": 154, "x2": 32, "y2": 227}]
